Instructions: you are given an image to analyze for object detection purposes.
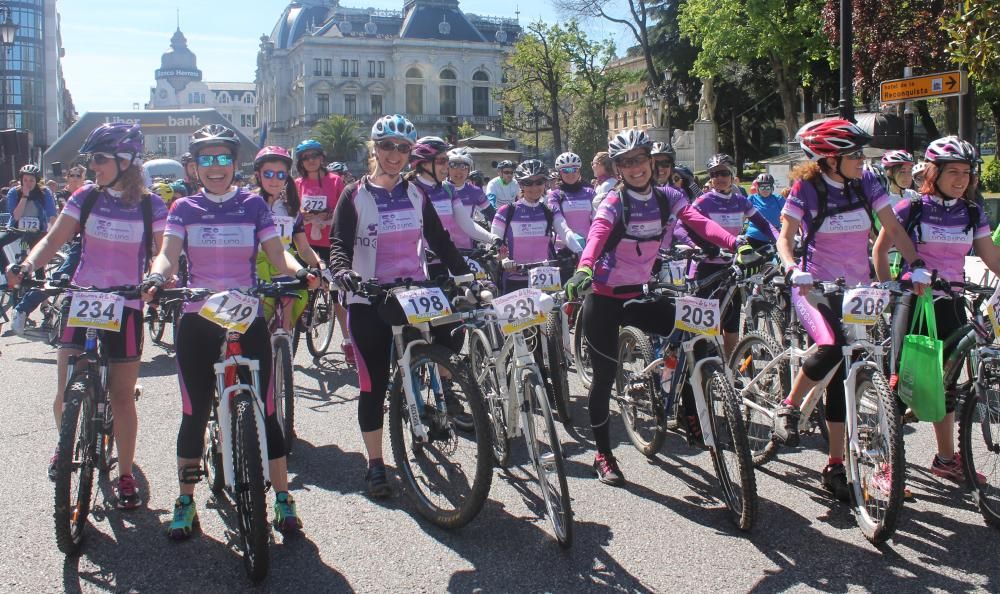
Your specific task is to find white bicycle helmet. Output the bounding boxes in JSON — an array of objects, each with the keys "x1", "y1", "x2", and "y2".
[{"x1": 554, "y1": 152, "x2": 583, "y2": 169}]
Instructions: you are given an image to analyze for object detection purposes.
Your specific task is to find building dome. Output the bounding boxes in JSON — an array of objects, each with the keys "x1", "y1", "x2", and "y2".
[{"x1": 155, "y1": 27, "x2": 203, "y2": 92}]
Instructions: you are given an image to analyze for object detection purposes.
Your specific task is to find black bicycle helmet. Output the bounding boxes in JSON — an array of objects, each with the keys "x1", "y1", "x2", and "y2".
[
  {"x1": 496, "y1": 160, "x2": 516, "y2": 171},
  {"x1": 706, "y1": 153, "x2": 735, "y2": 172},
  {"x1": 189, "y1": 124, "x2": 240, "y2": 156}
]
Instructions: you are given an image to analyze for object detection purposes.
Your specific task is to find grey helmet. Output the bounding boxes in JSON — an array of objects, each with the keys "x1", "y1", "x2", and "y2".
[
  {"x1": 608, "y1": 129, "x2": 653, "y2": 160},
  {"x1": 650, "y1": 142, "x2": 675, "y2": 159},
  {"x1": 706, "y1": 153, "x2": 735, "y2": 172},
  {"x1": 514, "y1": 159, "x2": 548, "y2": 182}
]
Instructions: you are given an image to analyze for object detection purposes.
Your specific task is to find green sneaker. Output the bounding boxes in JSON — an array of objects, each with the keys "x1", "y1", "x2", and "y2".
[
  {"x1": 273, "y1": 491, "x2": 302, "y2": 534},
  {"x1": 167, "y1": 495, "x2": 199, "y2": 540}
]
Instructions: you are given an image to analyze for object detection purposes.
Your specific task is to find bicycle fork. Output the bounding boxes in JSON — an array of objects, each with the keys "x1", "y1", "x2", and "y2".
[
  {"x1": 392, "y1": 327, "x2": 440, "y2": 443},
  {"x1": 214, "y1": 335, "x2": 271, "y2": 490}
]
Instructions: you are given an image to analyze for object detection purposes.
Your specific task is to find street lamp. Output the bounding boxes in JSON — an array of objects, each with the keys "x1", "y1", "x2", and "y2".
[
  {"x1": 496, "y1": 106, "x2": 504, "y2": 138},
  {"x1": 0, "y1": 3, "x2": 16, "y2": 135},
  {"x1": 644, "y1": 71, "x2": 673, "y2": 143},
  {"x1": 0, "y1": 10, "x2": 15, "y2": 51}
]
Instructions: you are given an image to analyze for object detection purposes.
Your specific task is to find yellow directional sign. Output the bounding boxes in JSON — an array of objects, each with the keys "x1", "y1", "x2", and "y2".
[{"x1": 880, "y1": 71, "x2": 967, "y2": 104}]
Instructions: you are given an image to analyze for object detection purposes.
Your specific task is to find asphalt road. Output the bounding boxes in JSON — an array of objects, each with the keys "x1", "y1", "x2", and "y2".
[{"x1": 1, "y1": 320, "x2": 999, "y2": 593}]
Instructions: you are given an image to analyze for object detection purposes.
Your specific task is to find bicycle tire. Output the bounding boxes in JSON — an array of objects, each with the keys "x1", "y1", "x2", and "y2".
[
  {"x1": 741, "y1": 298, "x2": 785, "y2": 345},
  {"x1": 232, "y1": 392, "x2": 270, "y2": 582},
  {"x1": 615, "y1": 326, "x2": 666, "y2": 458},
  {"x1": 273, "y1": 339, "x2": 296, "y2": 454},
  {"x1": 306, "y1": 290, "x2": 335, "y2": 358},
  {"x1": 53, "y1": 376, "x2": 97, "y2": 555},
  {"x1": 44, "y1": 299, "x2": 62, "y2": 346},
  {"x1": 388, "y1": 343, "x2": 493, "y2": 529},
  {"x1": 148, "y1": 305, "x2": 166, "y2": 343},
  {"x1": 573, "y1": 313, "x2": 593, "y2": 390},
  {"x1": 544, "y1": 312, "x2": 572, "y2": 427},
  {"x1": 846, "y1": 366, "x2": 903, "y2": 545},
  {"x1": 522, "y1": 369, "x2": 573, "y2": 548},
  {"x1": 96, "y1": 399, "x2": 115, "y2": 475},
  {"x1": 203, "y1": 420, "x2": 225, "y2": 495},
  {"x1": 728, "y1": 330, "x2": 789, "y2": 466},
  {"x1": 703, "y1": 360, "x2": 757, "y2": 531},
  {"x1": 468, "y1": 329, "x2": 509, "y2": 467},
  {"x1": 958, "y1": 362, "x2": 1000, "y2": 528}
]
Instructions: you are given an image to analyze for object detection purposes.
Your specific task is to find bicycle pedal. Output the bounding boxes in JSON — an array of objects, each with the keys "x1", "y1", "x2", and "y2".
[{"x1": 134, "y1": 385, "x2": 143, "y2": 401}]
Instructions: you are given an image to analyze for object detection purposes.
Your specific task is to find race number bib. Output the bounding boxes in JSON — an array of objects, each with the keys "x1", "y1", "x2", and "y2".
[
  {"x1": 666, "y1": 260, "x2": 687, "y2": 287},
  {"x1": 18, "y1": 217, "x2": 40, "y2": 232},
  {"x1": 986, "y1": 286, "x2": 1000, "y2": 340},
  {"x1": 842, "y1": 287, "x2": 889, "y2": 326},
  {"x1": 302, "y1": 195, "x2": 328, "y2": 212},
  {"x1": 529, "y1": 266, "x2": 561, "y2": 292},
  {"x1": 492, "y1": 288, "x2": 546, "y2": 335},
  {"x1": 674, "y1": 296, "x2": 721, "y2": 336},
  {"x1": 463, "y1": 257, "x2": 486, "y2": 280},
  {"x1": 198, "y1": 291, "x2": 259, "y2": 334},
  {"x1": 273, "y1": 215, "x2": 295, "y2": 247},
  {"x1": 397, "y1": 287, "x2": 452, "y2": 324},
  {"x1": 67, "y1": 292, "x2": 125, "y2": 331}
]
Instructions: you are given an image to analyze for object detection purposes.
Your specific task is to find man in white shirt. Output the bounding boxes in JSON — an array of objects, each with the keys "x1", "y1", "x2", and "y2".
[{"x1": 486, "y1": 160, "x2": 520, "y2": 209}]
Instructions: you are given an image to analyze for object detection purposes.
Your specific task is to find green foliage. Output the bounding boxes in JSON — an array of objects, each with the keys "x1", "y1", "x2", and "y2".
[
  {"x1": 567, "y1": 99, "x2": 607, "y2": 179},
  {"x1": 941, "y1": 0, "x2": 1000, "y2": 80},
  {"x1": 982, "y1": 155, "x2": 1000, "y2": 193},
  {"x1": 311, "y1": 115, "x2": 363, "y2": 161},
  {"x1": 456, "y1": 120, "x2": 478, "y2": 140}
]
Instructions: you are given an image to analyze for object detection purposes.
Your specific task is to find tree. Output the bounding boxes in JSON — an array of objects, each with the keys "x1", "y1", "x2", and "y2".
[
  {"x1": 456, "y1": 120, "x2": 478, "y2": 140},
  {"x1": 679, "y1": 0, "x2": 833, "y2": 142},
  {"x1": 311, "y1": 115, "x2": 363, "y2": 161},
  {"x1": 645, "y1": 0, "x2": 701, "y2": 134},
  {"x1": 567, "y1": 98, "x2": 608, "y2": 178},
  {"x1": 942, "y1": 0, "x2": 1000, "y2": 143}
]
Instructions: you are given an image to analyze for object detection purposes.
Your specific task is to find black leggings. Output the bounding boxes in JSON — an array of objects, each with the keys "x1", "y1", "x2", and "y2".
[
  {"x1": 349, "y1": 301, "x2": 461, "y2": 433},
  {"x1": 583, "y1": 293, "x2": 676, "y2": 454},
  {"x1": 175, "y1": 314, "x2": 286, "y2": 460},
  {"x1": 799, "y1": 294, "x2": 849, "y2": 424}
]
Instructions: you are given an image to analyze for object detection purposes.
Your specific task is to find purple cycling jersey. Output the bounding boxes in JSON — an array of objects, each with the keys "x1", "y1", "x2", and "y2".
[
  {"x1": 369, "y1": 182, "x2": 426, "y2": 283},
  {"x1": 690, "y1": 189, "x2": 757, "y2": 267},
  {"x1": 492, "y1": 200, "x2": 555, "y2": 280},
  {"x1": 895, "y1": 195, "x2": 990, "y2": 283},
  {"x1": 445, "y1": 180, "x2": 490, "y2": 249},
  {"x1": 547, "y1": 185, "x2": 595, "y2": 237},
  {"x1": 63, "y1": 188, "x2": 168, "y2": 310},
  {"x1": 782, "y1": 171, "x2": 890, "y2": 285},
  {"x1": 413, "y1": 177, "x2": 462, "y2": 250},
  {"x1": 165, "y1": 189, "x2": 279, "y2": 313}
]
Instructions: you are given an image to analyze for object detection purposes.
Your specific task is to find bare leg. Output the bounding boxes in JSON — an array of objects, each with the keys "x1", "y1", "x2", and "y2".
[
  {"x1": 828, "y1": 421, "x2": 845, "y2": 460},
  {"x1": 362, "y1": 429, "x2": 383, "y2": 461},
  {"x1": 336, "y1": 303, "x2": 349, "y2": 342},
  {"x1": 786, "y1": 369, "x2": 820, "y2": 408},
  {"x1": 269, "y1": 456, "x2": 290, "y2": 491},
  {"x1": 109, "y1": 360, "x2": 140, "y2": 476},
  {"x1": 932, "y1": 412, "x2": 956, "y2": 459}
]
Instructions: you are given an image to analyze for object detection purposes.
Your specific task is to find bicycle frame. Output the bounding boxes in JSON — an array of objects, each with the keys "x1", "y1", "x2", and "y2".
[{"x1": 390, "y1": 321, "x2": 444, "y2": 443}]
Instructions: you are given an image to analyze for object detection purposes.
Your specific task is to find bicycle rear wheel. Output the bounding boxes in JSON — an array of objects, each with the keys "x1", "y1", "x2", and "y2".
[
  {"x1": 468, "y1": 329, "x2": 509, "y2": 467},
  {"x1": 703, "y1": 360, "x2": 757, "y2": 531},
  {"x1": 306, "y1": 290, "x2": 335, "y2": 358},
  {"x1": 729, "y1": 331, "x2": 788, "y2": 466},
  {"x1": 96, "y1": 398, "x2": 115, "y2": 474},
  {"x1": 846, "y1": 367, "x2": 903, "y2": 545},
  {"x1": 273, "y1": 339, "x2": 296, "y2": 454},
  {"x1": 615, "y1": 326, "x2": 665, "y2": 457},
  {"x1": 573, "y1": 313, "x2": 593, "y2": 389},
  {"x1": 231, "y1": 393, "x2": 270, "y2": 582},
  {"x1": 522, "y1": 369, "x2": 573, "y2": 548},
  {"x1": 543, "y1": 312, "x2": 572, "y2": 427},
  {"x1": 203, "y1": 420, "x2": 225, "y2": 495},
  {"x1": 53, "y1": 376, "x2": 97, "y2": 555},
  {"x1": 959, "y1": 358, "x2": 1000, "y2": 528},
  {"x1": 148, "y1": 305, "x2": 166, "y2": 343},
  {"x1": 388, "y1": 344, "x2": 493, "y2": 529}
]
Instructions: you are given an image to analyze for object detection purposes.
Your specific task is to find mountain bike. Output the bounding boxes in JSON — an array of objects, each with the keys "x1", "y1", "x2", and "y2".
[
  {"x1": 296, "y1": 285, "x2": 335, "y2": 358},
  {"x1": 263, "y1": 284, "x2": 303, "y2": 454}
]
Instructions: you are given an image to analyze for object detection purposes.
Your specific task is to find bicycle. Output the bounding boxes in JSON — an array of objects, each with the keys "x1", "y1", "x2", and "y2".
[
  {"x1": 614, "y1": 255, "x2": 757, "y2": 531},
  {"x1": 0, "y1": 226, "x2": 44, "y2": 319},
  {"x1": 296, "y1": 283, "x2": 335, "y2": 359},
  {"x1": 459, "y1": 284, "x2": 573, "y2": 547},
  {"x1": 157, "y1": 280, "x2": 305, "y2": 582},
  {"x1": 355, "y1": 274, "x2": 493, "y2": 530},
  {"x1": 262, "y1": 283, "x2": 304, "y2": 454},
  {"x1": 729, "y1": 278, "x2": 903, "y2": 544},
  {"x1": 26, "y1": 278, "x2": 143, "y2": 555}
]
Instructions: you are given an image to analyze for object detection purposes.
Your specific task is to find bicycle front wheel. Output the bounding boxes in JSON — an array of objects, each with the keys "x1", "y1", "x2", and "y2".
[
  {"x1": 53, "y1": 376, "x2": 98, "y2": 555},
  {"x1": 388, "y1": 343, "x2": 493, "y2": 529},
  {"x1": 729, "y1": 331, "x2": 788, "y2": 466},
  {"x1": 306, "y1": 290, "x2": 335, "y2": 358},
  {"x1": 959, "y1": 359, "x2": 1000, "y2": 528},
  {"x1": 468, "y1": 329, "x2": 509, "y2": 467},
  {"x1": 544, "y1": 312, "x2": 572, "y2": 427},
  {"x1": 522, "y1": 369, "x2": 573, "y2": 548},
  {"x1": 615, "y1": 326, "x2": 665, "y2": 457},
  {"x1": 703, "y1": 360, "x2": 757, "y2": 531},
  {"x1": 231, "y1": 393, "x2": 270, "y2": 582},
  {"x1": 273, "y1": 339, "x2": 296, "y2": 454},
  {"x1": 846, "y1": 367, "x2": 903, "y2": 545},
  {"x1": 573, "y1": 313, "x2": 593, "y2": 389},
  {"x1": 148, "y1": 305, "x2": 166, "y2": 343}
]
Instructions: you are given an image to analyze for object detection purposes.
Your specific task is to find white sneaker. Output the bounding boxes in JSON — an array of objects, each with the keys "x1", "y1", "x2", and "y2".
[{"x1": 10, "y1": 310, "x2": 27, "y2": 336}]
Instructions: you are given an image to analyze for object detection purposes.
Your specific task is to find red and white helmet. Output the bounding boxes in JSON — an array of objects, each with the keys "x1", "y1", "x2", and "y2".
[
  {"x1": 795, "y1": 118, "x2": 872, "y2": 160},
  {"x1": 924, "y1": 136, "x2": 979, "y2": 165},
  {"x1": 880, "y1": 150, "x2": 914, "y2": 168}
]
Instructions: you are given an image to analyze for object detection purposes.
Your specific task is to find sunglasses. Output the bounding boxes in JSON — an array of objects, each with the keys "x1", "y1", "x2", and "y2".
[
  {"x1": 261, "y1": 170, "x2": 288, "y2": 180},
  {"x1": 616, "y1": 155, "x2": 650, "y2": 169},
  {"x1": 86, "y1": 153, "x2": 117, "y2": 165},
  {"x1": 560, "y1": 166, "x2": 580, "y2": 174},
  {"x1": 653, "y1": 159, "x2": 674, "y2": 169},
  {"x1": 758, "y1": 184, "x2": 773, "y2": 191},
  {"x1": 501, "y1": 170, "x2": 514, "y2": 175},
  {"x1": 842, "y1": 150, "x2": 865, "y2": 160},
  {"x1": 449, "y1": 162, "x2": 470, "y2": 169},
  {"x1": 709, "y1": 169, "x2": 732, "y2": 178},
  {"x1": 197, "y1": 154, "x2": 235, "y2": 167},
  {"x1": 520, "y1": 178, "x2": 545, "y2": 187},
  {"x1": 66, "y1": 173, "x2": 83, "y2": 178},
  {"x1": 300, "y1": 151, "x2": 323, "y2": 161},
  {"x1": 376, "y1": 140, "x2": 411, "y2": 154}
]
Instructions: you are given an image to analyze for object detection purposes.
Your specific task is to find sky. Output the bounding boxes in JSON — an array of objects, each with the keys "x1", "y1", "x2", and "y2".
[{"x1": 58, "y1": 0, "x2": 631, "y2": 114}]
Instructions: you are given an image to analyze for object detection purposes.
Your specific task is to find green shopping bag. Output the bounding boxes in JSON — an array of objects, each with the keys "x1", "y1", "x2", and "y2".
[{"x1": 897, "y1": 292, "x2": 946, "y2": 422}]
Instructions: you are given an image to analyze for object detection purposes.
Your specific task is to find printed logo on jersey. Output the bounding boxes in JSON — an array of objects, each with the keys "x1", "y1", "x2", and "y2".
[
  {"x1": 710, "y1": 212, "x2": 744, "y2": 231},
  {"x1": 379, "y1": 209, "x2": 418, "y2": 233},
  {"x1": 188, "y1": 224, "x2": 255, "y2": 248},
  {"x1": 817, "y1": 209, "x2": 869, "y2": 235},
  {"x1": 431, "y1": 198, "x2": 453, "y2": 216},
  {"x1": 626, "y1": 219, "x2": 662, "y2": 239},
  {"x1": 86, "y1": 215, "x2": 142, "y2": 243},
  {"x1": 922, "y1": 222, "x2": 972, "y2": 245},
  {"x1": 562, "y1": 198, "x2": 592, "y2": 212},
  {"x1": 514, "y1": 220, "x2": 548, "y2": 237}
]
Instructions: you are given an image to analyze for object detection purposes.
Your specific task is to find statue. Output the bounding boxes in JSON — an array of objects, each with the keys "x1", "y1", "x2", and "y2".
[{"x1": 697, "y1": 78, "x2": 716, "y2": 122}]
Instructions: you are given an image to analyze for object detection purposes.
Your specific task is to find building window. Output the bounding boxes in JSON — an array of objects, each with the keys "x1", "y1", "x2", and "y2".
[
  {"x1": 441, "y1": 68, "x2": 457, "y2": 80},
  {"x1": 378, "y1": 61, "x2": 385, "y2": 78},
  {"x1": 473, "y1": 87, "x2": 489, "y2": 117},
  {"x1": 317, "y1": 93, "x2": 330, "y2": 115},
  {"x1": 345, "y1": 94, "x2": 357, "y2": 115},
  {"x1": 314, "y1": 58, "x2": 322, "y2": 76},
  {"x1": 341, "y1": 60, "x2": 349, "y2": 76},
  {"x1": 406, "y1": 84, "x2": 423, "y2": 115},
  {"x1": 370, "y1": 94, "x2": 383, "y2": 115},
  {"x1": 472, "y1": 71, "x2": 489, "y2": 82},
  {"x1": 244, "y1": 94, "x2": 254, "y2": 104},
  {"x1": 324, "y1": 59, "x2": 332, "y2": 76},
  {"x1": 613, "y1": 112, "x2": 619, "y2": 129},
  {"x1": 405, "y1": 66, "x2": 423, "y2": 79},
  {"x1": 223, "y1": 113, "x2": 232, "y2": 122},
  {"x1": 368, "y1": 60, "x2": 375, "y2": 78},
  {"x1": 240, "y1": 114, "x2": 257, "y2": 128},
  {"x1": 623, "y1": 111, "x2": 628, "y2": 127},
  {"x1": 351, "y1": 60, "x2": 359, "y2": 77},
  {"x1": 218, "y1": 93, "x2": 229, "y2": 103},
  {"x1": 440, "y1": 85, "x2": 456, "y2": 116}
]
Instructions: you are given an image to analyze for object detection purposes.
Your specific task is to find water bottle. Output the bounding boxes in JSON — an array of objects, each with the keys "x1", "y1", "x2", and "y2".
[{"x1": 660, "y1": 346, "x2": 678, "y2": 393}]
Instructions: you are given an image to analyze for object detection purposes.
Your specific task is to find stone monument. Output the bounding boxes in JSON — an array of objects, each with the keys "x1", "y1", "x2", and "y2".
[{"x1": 694, "y1": 78, "x2": 719, "y2": 172}]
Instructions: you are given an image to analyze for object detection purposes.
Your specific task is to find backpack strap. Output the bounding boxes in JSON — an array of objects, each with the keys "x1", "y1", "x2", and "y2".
[
  {"x1": 76, "y1": 186, "x2": 102, "y2": 230},
  {"x1": 903, "y1": 195, "x2": 924, "y2": 243},
  {"x1": 965, "y1": 199, "x2": 980, "y2": 235}
]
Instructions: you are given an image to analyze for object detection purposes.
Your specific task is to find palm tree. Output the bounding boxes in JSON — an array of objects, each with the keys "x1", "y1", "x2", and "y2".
[{"x1": 311, "y1": 115, "x2": 364, "y2": 161}]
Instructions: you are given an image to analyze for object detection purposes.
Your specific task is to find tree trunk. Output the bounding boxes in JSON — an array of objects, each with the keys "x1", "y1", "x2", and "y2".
[
  {"x1": 770, "y1": 53, "x2": 800, "y2": 144},
  {"x1": 549, "y1": 93, "x2": 562, "y2": 152},
  {"x1": 943, "y1": 96, "x2": 960, "y2": 135},
  {"x1": 990, "y1": 98, "x2": 1000, "y2": 152},
  {"x1": 916, "y1": 100, "x2": 940, "y2": 139}
]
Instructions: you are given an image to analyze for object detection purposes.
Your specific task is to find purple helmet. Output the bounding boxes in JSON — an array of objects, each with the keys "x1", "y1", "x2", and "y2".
[
  {"x1": 79, "y1": 123, "x2": 144, "y2": 159},
  {"x1": 924, "y1": 136, "x2": 979, "y2": 165},
  {"x1": 409, "y1": 136, "x2": 451, "y2": 164}
]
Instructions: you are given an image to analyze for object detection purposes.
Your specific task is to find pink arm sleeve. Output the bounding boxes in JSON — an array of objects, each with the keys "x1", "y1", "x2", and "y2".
[
  {"x1": 677, "y1": 204, "x2": 737, "y2": 251},
  {"x1": 579, "y1": 215, "x2": 613, "y2": 270}
]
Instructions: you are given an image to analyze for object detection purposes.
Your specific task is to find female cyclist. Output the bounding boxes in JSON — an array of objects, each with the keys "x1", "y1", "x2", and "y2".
[
  {"x1": 1, "y1": 164, "x2": 57, "y2": 285},
  {"x1": 8, "y1": 123, "x2": 165, "y2": 509},
  {"x1": 445, "y1": 147, "x2": 497, "y2": 245},
  {"x1": 650, "y1": 142, "x2": 675, "y2": 187},
  {"x1": 328, "y1": 115, "x2": 470, "y2": 498},
  {"x1": 142, "y1": 124, "x2": 318, "y2": 538},
  {"x1": 772, "y1": 118, "x2": 926, "y2": 502},
  {"x1": 294, "y1": 139, "x2": 351, "y2": 362},
  {"x1": 254, "y1": 146, "x2": 324, "y2": 330},
  {"x1": 874, "y1": 136, "x2": 998, "y2": 485},
  {"x1": 881, "y1": 150, "x2": 919, "y2": 209},
  {"x1": 744, "y1": 173, "x2": 784, "y2": 250},
  {"x1": 671, "y1": 165, "x2": 700, "y2": 202},
  {"x1": 563, "y1": 129, "x2": 758, "y2": 486},
  {"x1": 547, "y1": 152, "x2": 593, "y2": 252}
]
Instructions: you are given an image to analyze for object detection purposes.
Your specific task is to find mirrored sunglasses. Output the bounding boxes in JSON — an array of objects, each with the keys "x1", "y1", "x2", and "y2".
[
  {"x1": 261, "y1": 170, "x2": 288, "y2": 180},
  {"x1": 376, "y1": 140, "x2": 411, "y2": 154},
  {"x1": 197, "y1": 154, "x2": 235, "y2": 167}
]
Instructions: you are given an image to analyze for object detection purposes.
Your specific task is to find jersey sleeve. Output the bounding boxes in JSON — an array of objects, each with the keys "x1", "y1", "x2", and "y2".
[
  {"x1": 164, "y1": 201, "x2": 188, "y2": 239},
  {"x1": 252, "y1": 196, "x2": 280, "y2": 243},
  {"x1": 60, "y1": 187, "x2": 92, "y2": 222},
  {"x1": 150, "y1": 195, "x2": 169, "y2": 233},
  {"x1": 292, "y1": 213, "x2": 306, "y2": 235},
  {"x1": 42, "y1": 189, "x2": 57, "y2": 219},
  {"x1": 781, "y1": 180, "x2": 811, "y2": 221},
  {"x1": 973, "y1": 198, "x2": 991, "y2": 239},
  {"x1": 491, "y1": 204, "x2": 512, "y2": 239},
  {"x1": 861, "y1": 170, "x2": 891, "y2": 212}
]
